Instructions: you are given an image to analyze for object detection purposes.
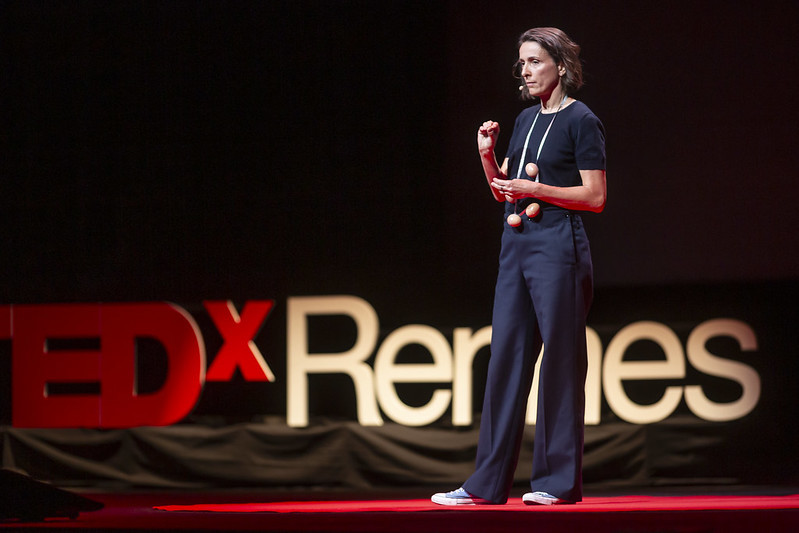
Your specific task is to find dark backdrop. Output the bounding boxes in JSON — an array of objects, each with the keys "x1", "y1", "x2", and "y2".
[{"x1": 4, "y1": 0, "x2": 798, "y2": 307}]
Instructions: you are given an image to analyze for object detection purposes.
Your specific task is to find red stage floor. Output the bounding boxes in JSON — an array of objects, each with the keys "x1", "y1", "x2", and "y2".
[{"x1": 2, "y1": 488, "x2": 798, "y2": 532}]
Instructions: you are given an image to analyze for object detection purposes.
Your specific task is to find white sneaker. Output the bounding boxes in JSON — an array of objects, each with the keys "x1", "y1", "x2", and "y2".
[
  {"x1": 431, "y1": 487, "x2": 493, "y2": 506},
  {"x1": 522, "y1": 491, "x2": 573, "y2": 505}
]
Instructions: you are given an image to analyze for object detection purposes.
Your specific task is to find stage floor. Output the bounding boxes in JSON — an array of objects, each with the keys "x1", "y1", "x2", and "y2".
[{"x1": 2, "y1": 487, "x2": 799, "y2": 532}]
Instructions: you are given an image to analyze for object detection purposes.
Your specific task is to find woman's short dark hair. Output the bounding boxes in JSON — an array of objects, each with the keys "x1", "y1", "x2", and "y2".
[{"x1": 515, "y1": 27, "x2": 583, "y2": 98}]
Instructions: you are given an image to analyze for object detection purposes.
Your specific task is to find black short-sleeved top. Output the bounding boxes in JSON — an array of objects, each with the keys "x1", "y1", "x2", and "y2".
[{"x1": 504, "y1": 100, "x2": 605, "y2": 213}]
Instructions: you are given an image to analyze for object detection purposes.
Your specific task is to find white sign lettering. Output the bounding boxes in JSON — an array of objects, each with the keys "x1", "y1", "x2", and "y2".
[{"x1": 286, "y1": 296, "x2": 761, "y2": 428}]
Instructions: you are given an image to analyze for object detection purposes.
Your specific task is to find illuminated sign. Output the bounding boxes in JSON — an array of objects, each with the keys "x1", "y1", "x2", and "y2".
[
  {"x1": 0, "y1": 296, "x2": 761, "y2": 429},
  {"x1": 287, "y1": 296, "x2": 761, "y2": 427},
  {"x1": 2, "y1": 301, "x2": 274, "y2": 428}
]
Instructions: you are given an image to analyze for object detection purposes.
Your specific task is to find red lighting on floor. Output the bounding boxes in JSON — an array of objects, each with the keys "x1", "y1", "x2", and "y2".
[{"x1": 155, "y1": 494, "x2": 799, "y2": 514}]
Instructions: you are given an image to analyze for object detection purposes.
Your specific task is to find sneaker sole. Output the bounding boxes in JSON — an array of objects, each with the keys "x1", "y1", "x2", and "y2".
[
  {"x1": 431, "y1": 494, "x2": 475, "y2": 506},
  {"x1": 431, "y1": 494, "x2": 496, "y2": 506},
  {"x1": 522, "y1": 494, "x2": 573, "y2": 506}
]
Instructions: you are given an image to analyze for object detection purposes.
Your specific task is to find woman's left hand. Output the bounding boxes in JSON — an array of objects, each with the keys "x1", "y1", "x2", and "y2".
[{"x1": 492, "y1": 177, "x2": 533, "y2": 201}]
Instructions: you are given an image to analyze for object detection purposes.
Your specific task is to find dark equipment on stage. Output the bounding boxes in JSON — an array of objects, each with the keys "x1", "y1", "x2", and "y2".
[{"x1": 0, "y1": 468, "x2": 104, "y2": 521}]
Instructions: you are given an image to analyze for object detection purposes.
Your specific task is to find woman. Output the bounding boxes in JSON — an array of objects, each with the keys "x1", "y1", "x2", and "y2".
[{"x1": 432, "y1": 27, "x2": 606, "y2": 506}]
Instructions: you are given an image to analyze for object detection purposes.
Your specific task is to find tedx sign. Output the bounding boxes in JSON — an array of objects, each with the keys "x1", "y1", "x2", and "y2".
[{"x1": 1, "y1": 296, "x2": 761, "y2": 428}]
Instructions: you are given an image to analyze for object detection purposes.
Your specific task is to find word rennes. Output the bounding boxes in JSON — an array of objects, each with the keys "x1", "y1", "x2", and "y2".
[
  {"x1": 287, "y1": 296, "x2": 760, "y2": 427},
  {"x1": 1, "y1": 297, "x2": 760, "y2": 428}
]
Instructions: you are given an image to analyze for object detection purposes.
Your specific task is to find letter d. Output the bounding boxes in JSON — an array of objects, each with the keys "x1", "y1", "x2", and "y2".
[{"x1": 101, "y1": 303, "x2": 205, "y2": 427}]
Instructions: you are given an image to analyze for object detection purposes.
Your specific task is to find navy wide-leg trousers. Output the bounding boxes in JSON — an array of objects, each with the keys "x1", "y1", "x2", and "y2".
[{"x1": 463, "y1": 208, "x2": 593, "y2": 504}]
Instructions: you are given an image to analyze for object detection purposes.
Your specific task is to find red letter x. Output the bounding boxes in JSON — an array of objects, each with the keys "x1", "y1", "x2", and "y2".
[{"x1": 204, "y1": 300, "x2": 275, "y2": 382}]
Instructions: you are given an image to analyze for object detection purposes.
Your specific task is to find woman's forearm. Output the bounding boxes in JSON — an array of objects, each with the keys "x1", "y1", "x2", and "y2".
[{"x1": 480, "y1": 151, "x2": 507, "y2": 202}]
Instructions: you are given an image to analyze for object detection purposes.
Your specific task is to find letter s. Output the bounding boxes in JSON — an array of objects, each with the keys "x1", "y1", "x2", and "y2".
[{"x1": 684, "y1": 319, "x2": 760, "y2": 422}]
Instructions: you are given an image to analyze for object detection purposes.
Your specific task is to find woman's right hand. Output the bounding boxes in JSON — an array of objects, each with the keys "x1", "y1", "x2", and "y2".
[{"x1": 477, "y1": 121, "x2": 500, "y2": 154}]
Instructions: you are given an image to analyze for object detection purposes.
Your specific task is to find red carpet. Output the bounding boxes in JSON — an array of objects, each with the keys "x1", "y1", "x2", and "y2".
[
  {"x1": 2, "y1": 490, "x2": 799, "y2": 532},
  {"x1": 156, "y1": 494, "x2": 799, "y2": 513}
]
